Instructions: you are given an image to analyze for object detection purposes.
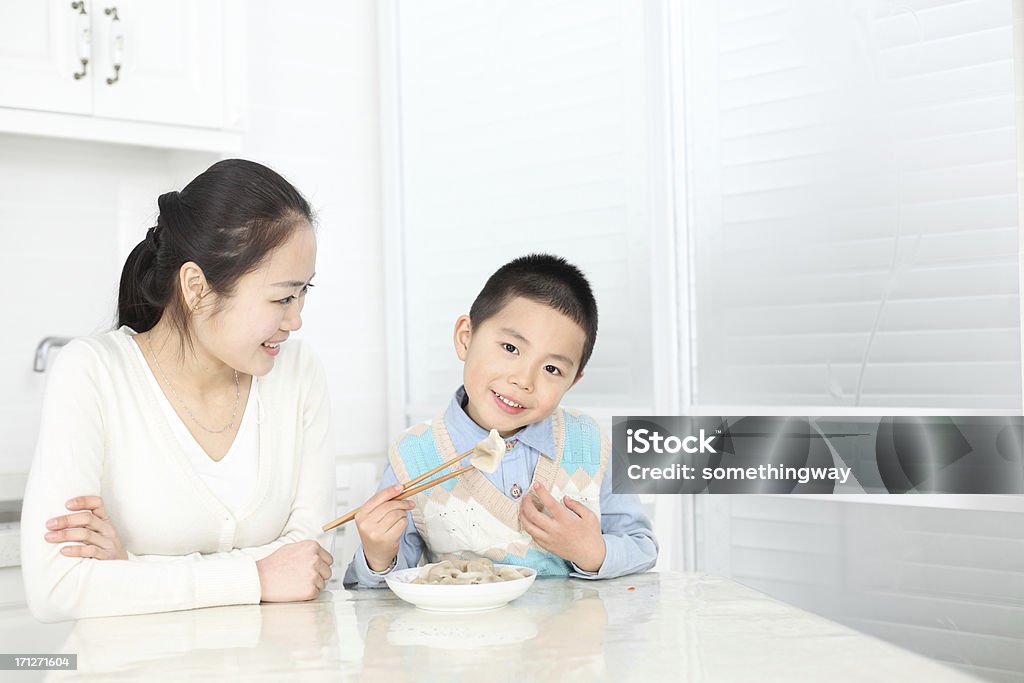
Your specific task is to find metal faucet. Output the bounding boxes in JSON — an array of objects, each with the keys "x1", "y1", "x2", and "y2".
[{"x1": 34, "y1": 337, "x2": 73, "y2": 372}]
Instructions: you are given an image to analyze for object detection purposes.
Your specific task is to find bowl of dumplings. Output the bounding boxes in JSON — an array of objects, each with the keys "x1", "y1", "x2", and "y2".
[{"x1": 385, "y1": 557, "x2": 537, "y2": 612}]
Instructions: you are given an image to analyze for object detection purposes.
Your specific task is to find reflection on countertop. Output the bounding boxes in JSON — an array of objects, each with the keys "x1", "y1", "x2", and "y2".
[{"x1": 0, "y1": 572, "x2": 984, "y2": 682}]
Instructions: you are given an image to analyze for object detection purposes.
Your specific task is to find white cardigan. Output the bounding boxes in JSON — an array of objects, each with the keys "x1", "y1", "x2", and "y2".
[{"x1": 20, "y1": 327, "x2": 335, "y2": 622}]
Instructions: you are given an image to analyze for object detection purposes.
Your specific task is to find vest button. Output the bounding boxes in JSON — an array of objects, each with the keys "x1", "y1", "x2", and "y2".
[{"x1": 509, "y1": 483, "x2": 522, "y2": 499}]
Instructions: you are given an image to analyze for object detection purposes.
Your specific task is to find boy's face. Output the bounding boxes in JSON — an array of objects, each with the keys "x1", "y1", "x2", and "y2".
[{"x1": 454, "y1": 296, "x2": 586, "y2": 437}]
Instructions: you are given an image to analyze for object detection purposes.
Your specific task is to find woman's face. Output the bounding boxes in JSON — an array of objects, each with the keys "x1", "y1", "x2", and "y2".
[{"x1": 195, "y1": 224, "x2": 317, "y2": 376}]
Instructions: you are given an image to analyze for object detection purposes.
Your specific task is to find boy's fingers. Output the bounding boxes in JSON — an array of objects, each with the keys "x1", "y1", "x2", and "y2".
[
  {"x1": 369, "y1": 508, "x2": 408, "y2": 535},
  {"x1": 520, "y1": 514, "x2": 549, "y2": 547},
  {"x1": 363, "y1": 484, "x2": 406, "y2": 511},
  {"x1": 531, "y1": 484, "x2": 563, "y2": 518},
  {"x1": 520, "y1": 498, "x2": 554, "y2": 532},
  {"x1": 382, "y1": 511, "x2": 408, "y2": 539},
  {"x1": 370, "y1": 500, "x2": 414, "y2": 526},
  {"x1": 563, "y1": 497, "x2": 591, "y2": 520}
]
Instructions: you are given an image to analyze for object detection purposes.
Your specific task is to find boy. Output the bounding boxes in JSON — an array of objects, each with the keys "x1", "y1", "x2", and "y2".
[{"x1": 344, "y1": 254, "x2": 657, "y2": 586}]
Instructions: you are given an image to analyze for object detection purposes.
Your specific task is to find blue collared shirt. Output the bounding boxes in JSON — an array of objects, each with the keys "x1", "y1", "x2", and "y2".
[{"x1": 343, "y1": 387, "x2": 659, "y2": 587}]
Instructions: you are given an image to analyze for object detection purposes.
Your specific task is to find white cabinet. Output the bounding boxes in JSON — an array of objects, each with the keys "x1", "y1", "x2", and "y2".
[
  {"x1": 0, "y1": 0, "x2": 91, "y2": 115},
  {"x1": 90, "y1": 0, "x2": 224, "y2": 128},
  {"x1": 0, "y1": 0, "x2": 237, "y2": 149}
]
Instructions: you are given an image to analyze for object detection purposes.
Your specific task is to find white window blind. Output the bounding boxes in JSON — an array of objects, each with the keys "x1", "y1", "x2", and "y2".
[
  {"x1": 681, "y1": 0, "x2": 1021, "y2": 409},
  {"x1": 387, "y1": 0, "x2": 660, "y2": 425}
]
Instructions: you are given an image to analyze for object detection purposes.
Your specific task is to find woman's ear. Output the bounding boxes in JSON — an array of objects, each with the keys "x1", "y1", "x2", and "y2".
[
  {"x1": 453, "y1": 315, "x2": 473, "y2": 361},
  {"x1": 178, "y1": 261, "x2": 209, "y2": 313}
]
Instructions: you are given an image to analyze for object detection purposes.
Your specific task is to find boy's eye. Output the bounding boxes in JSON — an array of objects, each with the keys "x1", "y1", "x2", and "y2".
[
  {"x1": 544, "y1": 365, "x2": 562, "y2": 376},
  {"x1": 502, "y1": 343, "x2": 518, "y2": 354}
]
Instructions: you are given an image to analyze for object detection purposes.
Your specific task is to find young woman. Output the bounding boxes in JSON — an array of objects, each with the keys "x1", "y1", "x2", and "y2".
[{"x1": 21, "y1": 159, "x2": 334, "y2": 622}]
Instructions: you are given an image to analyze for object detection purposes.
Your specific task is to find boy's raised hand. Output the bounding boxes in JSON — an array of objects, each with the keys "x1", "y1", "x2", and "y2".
[
  {"x1": 519, "y1": 483, "x2": 606, "y2": 573},
  {"x1": 354, "y1": 484, "x2": 416, "y2": 572}
]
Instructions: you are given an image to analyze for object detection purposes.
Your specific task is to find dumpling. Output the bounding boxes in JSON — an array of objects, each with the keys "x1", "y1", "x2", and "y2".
[{"x1": 410, "y1": 558, "x2": 528, "y2": 585}]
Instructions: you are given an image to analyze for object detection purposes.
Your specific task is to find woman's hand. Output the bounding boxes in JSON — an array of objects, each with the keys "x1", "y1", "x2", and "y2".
[
  {"x1": 355, "y1": 484, "x2": 416, "y2": 572},
  {"x1": 256, "y1": 539, "x2": 334, "y2": 602},
  {"x1": 44, "y1": 496, "x2": 128, "y2": 560}
]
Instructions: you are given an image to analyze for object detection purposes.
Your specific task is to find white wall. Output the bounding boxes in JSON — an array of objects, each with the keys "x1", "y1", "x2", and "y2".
[
  {"x1": 240, "y1": 0, "x2": 388, "y2": 462},
  {"x1": 0, "y1": 137, "x2": 218, "y2": 480}
]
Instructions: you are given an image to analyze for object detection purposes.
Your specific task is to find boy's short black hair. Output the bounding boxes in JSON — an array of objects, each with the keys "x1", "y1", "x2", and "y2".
[{"x1": 469, "y1": 254, "x2": 598, "y2": 375}]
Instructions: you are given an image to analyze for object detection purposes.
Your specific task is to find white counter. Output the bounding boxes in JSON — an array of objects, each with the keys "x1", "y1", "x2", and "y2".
[{"x1": 1, "y1": 572, "x2": 982, "y2": 682}]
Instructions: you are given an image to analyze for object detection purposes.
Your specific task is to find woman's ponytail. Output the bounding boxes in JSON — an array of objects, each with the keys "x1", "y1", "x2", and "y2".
[{"x1": 116, "y1": 226, "x2": 165, "y2": 333}]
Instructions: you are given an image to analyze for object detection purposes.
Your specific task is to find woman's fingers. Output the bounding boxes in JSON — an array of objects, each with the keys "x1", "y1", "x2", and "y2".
[
  {"x1": 47, "y1": 511, "x2": 114, "y2": 536},
  {"x1": 66, "y1": 496, "x2": 109, "y2": 520},
  {"x1": 317, "y1": 560, "x2": 332, "y2": 581},
  {"x1": 45, "y1": 527, "x2": 111, "y2": 548},
  {"x1": 60, "y1": 544, "x2": 100, "y2": 558}
]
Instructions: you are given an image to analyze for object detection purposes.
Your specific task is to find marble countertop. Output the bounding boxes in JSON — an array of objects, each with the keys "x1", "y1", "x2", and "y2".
[{"x1": 3, "y1": 572, "x2": 982, "y2": 682}]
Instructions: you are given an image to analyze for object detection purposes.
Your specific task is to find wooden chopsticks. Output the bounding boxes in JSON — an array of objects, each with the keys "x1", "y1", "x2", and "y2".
[{"x1": 322, "y1": 447, "x2": 474, "y2": 532}]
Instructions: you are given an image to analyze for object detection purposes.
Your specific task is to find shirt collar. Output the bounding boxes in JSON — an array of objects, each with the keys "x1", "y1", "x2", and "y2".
[{"x1": 444, "y1": 386, "x2": 555, "y2": 460}]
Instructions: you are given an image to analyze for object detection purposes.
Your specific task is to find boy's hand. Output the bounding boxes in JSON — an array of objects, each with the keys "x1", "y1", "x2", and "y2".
[
  {"x1": 355, "y1": 484, "x2": 415, "y2": 572},
  {"x1": 519, "y1": 483, "x2": 606, "y2": 573}
]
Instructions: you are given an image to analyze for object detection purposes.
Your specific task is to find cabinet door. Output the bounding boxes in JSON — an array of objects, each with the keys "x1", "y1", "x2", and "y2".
[
  {"x1": 0, "y1": 0, "x2": 92, "y2": 114},
  {"x1": 91, "y1": 0, "x2": 224, "y2": 128}
]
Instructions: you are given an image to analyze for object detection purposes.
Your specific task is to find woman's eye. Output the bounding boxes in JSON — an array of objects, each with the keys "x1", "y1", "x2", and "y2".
[
  {"x1": 502, "y1": 343, "x2": 518, "y2": 354},
  {"x1": 276, "y1": 284, "x2": 312, "y2": 305},
  {"x1": 544, "y1": 365, "x2": 562, "y2": 376}
]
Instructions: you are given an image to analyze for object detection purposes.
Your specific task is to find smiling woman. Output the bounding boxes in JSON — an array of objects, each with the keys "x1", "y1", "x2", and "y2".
[{"x1": 19, "y1": 159, "x2": 335, "y2": 622}]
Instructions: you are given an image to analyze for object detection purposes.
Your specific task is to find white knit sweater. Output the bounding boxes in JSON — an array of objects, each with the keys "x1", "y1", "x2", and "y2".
[{"x1": 20, "y1": 327, "x2": 335, "y2": 622}]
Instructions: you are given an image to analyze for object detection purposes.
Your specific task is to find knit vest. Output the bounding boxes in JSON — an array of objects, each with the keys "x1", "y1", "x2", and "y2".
[{"x1": 388, "y1": 408, "x2": 608, "y2": 576}]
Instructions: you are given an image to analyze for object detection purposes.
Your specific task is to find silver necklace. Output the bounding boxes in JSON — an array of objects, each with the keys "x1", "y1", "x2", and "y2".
[{"x1": 146, "y1": 334, "x2": 240, "y2": 434}]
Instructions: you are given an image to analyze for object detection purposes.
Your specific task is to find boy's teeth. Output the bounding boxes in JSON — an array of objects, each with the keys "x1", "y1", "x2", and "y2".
[{"x1": 497, "y1": 393, "x2": 522, "y2": 408}]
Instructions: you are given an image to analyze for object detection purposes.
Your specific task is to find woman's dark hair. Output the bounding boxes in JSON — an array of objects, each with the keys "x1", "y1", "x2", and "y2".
[
  {"x1": 468, "y1": 253, "x2": 598, "y2": 376},
  {"x1": 117, "y1": 159, "x2": 313, "y2": 348}
]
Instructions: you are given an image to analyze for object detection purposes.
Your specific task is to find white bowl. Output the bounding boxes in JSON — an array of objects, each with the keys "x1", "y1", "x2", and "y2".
[{"x1": 385, "y1": 565, "x2": 537, "y2": 612}]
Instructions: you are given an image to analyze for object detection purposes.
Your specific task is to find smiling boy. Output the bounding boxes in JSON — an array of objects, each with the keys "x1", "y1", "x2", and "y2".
[{"x1": 344, "y1": 254, "x2": 657, "y2": 585}]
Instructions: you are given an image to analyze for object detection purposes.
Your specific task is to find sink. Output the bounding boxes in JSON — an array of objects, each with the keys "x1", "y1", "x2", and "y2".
[
  {"x1": 0, "y1": 500, "x2": 20, "y2": 525},
  {"x1": 0, "y1": 501, "x2": 20, "y2": 569}
]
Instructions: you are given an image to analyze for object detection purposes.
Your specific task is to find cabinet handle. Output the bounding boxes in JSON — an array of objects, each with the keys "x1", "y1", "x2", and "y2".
[
  {"x1": 104, "y1": 6, "x2": 123, "y2": 85},
  {"x1": 71, "y1": 1, "x2": 91, "y2": 80}
]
